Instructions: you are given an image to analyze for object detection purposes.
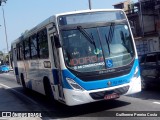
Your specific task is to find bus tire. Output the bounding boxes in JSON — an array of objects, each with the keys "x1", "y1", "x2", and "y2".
[
  {"x1": 21, "y1": 74, "x2": 26, "y2": 89},
  {"x1": 43, "y1": 77, "x2": 53, "y2": 99}
]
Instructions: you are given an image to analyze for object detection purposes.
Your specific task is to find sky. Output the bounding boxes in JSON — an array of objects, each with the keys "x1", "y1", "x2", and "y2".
[{"x1": 0, "y1": 0, "x2": 137, "y2": 52}]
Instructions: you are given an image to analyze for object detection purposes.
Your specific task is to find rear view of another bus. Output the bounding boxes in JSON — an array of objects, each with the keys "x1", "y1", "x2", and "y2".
[{"x1": 55, "y1": 9, "x2": 141, "y2": 106}]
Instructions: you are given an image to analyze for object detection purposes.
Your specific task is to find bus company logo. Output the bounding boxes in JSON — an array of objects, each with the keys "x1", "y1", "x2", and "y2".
[{"x1": 106, "y1": 59, "x2": 113, "y2": 68}]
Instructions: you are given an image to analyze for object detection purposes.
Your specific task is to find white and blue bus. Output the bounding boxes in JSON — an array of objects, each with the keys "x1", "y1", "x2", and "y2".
[{"x1": 11, "y1": 9, "x2": 141, "y2": 106}]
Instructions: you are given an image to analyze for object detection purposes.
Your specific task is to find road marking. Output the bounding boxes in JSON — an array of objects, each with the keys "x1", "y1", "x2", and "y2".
[
  {"x1": 0, "y1": 73, "x2": 14, "y2": 76},
  {"x1": 4, "y1": 73, "x2": 12, "y2": 76},
  {"x1": 0, "y1": 83, "x2": 38, "y2": 105},
  {"x1": 153, "y1": 102, "x2": 160, "y2": 105}
]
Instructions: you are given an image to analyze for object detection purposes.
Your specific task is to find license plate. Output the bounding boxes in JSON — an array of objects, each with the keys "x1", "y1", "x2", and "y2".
[{"x1": 104, "y1": 93, "x2": 119, "y2": 100}]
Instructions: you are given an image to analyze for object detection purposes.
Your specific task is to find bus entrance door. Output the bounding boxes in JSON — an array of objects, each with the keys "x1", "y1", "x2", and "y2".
[{"x1": 50, "y1": 33, "x2": 64, "y2": 101}]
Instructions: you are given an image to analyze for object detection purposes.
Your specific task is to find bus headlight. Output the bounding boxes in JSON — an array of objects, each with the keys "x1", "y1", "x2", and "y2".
[
  {"x1": 133, "y1": 66, "x2": 139, "y2": 78},
  {"x1": 66, "y1": 78, "x2": 85, "y2": 91}
]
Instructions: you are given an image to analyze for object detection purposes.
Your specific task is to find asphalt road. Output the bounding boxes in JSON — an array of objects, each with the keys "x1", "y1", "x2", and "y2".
[{"x1": 0, "y1": 72, "x2": 160, "y2": 120}]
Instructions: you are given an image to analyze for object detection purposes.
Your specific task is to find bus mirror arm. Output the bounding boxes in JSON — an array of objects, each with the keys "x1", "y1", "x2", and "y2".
[{"x1": 54, "y1": 34, "x2": 61, "y2": 48}]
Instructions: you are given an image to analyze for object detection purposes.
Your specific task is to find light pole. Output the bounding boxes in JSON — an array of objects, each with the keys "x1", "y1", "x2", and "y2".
[
  {"x1": 0, "y1": 1, "x2": 10, "y2": 66},
  {"x1": 2, "y1": 6, "x2": 9, "y2": 55},
  {"x1": 88, "y1": 0, "x2": 92, "y2": 10}
]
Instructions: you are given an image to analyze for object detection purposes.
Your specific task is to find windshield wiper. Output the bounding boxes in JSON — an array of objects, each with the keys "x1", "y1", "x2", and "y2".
[
  {"x1": 107, "y1": 22, "x2": 115, "y2": 43},
  {"x1": 105, "y1": 34, "x2": 110, "y2": 54},
  {"x1": 77, "y1": 26, "x2": 96, "y2": 49},
  {"x1": 105, "y1": 22, "x2": 115, "y2": 54}
]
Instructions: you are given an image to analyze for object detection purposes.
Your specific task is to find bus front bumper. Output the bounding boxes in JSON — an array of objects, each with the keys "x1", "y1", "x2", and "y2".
[{"x1": 63, "y1": 76, "x2": 141, "y2": 106}]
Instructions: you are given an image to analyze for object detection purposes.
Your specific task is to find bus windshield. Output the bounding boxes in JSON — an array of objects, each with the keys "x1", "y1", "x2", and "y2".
[
  {"x1": 60, "y1": 11, "x2": 135, "y2": 72},
  {"x1": 61, "y1": 23, "x2": 135, "y2": 72}
]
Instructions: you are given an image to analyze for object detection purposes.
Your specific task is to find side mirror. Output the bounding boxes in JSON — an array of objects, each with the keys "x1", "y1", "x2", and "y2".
[{"x1": 54, "y1": 34, "x2": 61, "y2": 48}]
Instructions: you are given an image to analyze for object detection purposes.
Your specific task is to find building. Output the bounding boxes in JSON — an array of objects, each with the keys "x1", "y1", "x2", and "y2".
[
  {"x1": 113, "y1": 0, "x2": 131, "y2": 11},
  {"x1": 113, "y1": 0, "x2": 160, "y2": 57}
]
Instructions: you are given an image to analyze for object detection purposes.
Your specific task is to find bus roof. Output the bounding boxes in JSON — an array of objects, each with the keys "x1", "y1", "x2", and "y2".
[
  {"x1": 11, "y1": 9, "x2": 123, "y2": 46},
  {"x1": 55, "y1": 9, "x2": 123, "y2": 17}
]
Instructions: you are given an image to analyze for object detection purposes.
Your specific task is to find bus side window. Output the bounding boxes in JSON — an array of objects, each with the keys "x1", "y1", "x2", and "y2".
[
  {"x1": 14, "y1": 48, "x2": 17, "y2": 61},
  {"x1": 24, "y1": 38, "x2": 31, "y2": 60},
  {"x1": 37, "y1": 29, "x2": 49, "y2": 59},
  {"x1": 30, "y1": 34, "x2": 38, "y2": 59},
  {"x1": 19, "y1": 42, "x2": 24, "y2": 60},
  {"x1": 16, "y1": 43, "x2": 20, "y2": 61},
  {"x1": 16, "y1": 42, "x2": 23, "y2": 60},
  {"x1": 51, "y1": 35, "x2": 58, "y2": 68}
]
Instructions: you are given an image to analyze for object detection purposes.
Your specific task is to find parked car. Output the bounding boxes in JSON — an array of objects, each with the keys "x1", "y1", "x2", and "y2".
[
  {"x1": 0, "y1": 65, "x2": 10, "y2": 73},
  {"x1": 140, "y1": 52, "x2": 160, "y2": 89}
]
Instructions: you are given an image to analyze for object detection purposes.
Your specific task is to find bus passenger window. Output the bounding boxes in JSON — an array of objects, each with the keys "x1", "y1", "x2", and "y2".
[
  {"x1": 37, "y1": 29, "x2": 49, "y2": 59},
  {"x1": 16, "y1": 44, "x2": 20, "y2": 61},
  {"x1": 19, "y1": 42, "x2": 24, "y2": 60},
  {"x1": 30, "y1": 34, "x2": 38, "y2": 59},
  {"x1": 24, "y1": 39, "x2": 31, "y2": 60}
]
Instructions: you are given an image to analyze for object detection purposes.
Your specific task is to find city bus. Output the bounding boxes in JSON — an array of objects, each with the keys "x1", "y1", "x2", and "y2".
[{"x1": 11, "y1": 9, "x2": 141, "y2": 106}]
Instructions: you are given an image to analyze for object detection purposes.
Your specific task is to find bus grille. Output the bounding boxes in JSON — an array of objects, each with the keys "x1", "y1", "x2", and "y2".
[{"x1": 89, "y1": 85, "x2": 129, "y2": 100}]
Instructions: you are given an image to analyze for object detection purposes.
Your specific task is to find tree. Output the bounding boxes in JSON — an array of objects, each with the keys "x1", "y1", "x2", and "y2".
[
  {"x1": 0, "y1": 51, "x2": 3, "y2": 59},
  {"x1": 4, "y1": 54, "x2": 9, "y2": 63},
  {"x1": 0, "y1": 51, "x2": 3, "y2": 65},
  {"x1": 0, "y1": 50, "x2": 3, "y2": 55}
]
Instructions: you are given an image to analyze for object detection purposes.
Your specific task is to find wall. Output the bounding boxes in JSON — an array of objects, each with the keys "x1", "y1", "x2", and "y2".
[
  {"x1": 135, "y1": 36, "x2": 160, "y2": 57},
  {"x1": 142, "y1": 16, "x2": 155, "y2": 33}
]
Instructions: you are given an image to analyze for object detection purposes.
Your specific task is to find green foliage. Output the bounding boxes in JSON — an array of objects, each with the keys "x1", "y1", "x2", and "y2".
[{"x1": 0, "y1": 51, "x2": 3, "y2": 55}]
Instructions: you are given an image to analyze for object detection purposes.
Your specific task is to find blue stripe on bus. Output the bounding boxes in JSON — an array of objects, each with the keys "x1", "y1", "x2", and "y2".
[
  {"x1": 52, "y1": 69, "x2": 59, "y2": 85},
  {"x1": 15, "y1": 67, "x2": 19, "y2": 75},
  {"x1": 52, "y1": 69, "x2": 72, "y2": 89},
  {"x1": 61, "y1": 59, "x2": 140, "y2": 90}
]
